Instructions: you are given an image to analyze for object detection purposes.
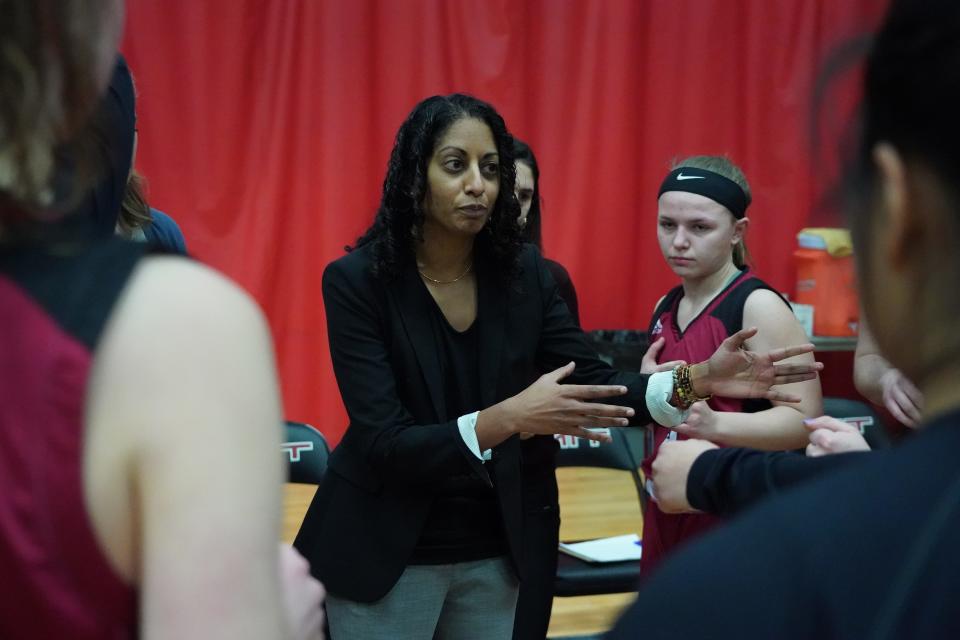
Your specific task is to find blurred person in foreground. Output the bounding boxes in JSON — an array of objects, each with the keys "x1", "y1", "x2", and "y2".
[{"x1": 0, "y1": 2, "x2": 322, "y2": 638}]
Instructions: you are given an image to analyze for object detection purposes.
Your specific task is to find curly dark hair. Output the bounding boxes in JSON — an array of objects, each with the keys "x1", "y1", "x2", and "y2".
[
  {"x1": 351, "y1": 94, "x2": 523, "y2": 283},
  {"x1": 513, "y1": 137, "x2": 543, "y2": 250}
]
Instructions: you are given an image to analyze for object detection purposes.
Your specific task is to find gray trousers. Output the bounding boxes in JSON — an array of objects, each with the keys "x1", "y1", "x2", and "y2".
[{"x1": 326, "y1": 556, "x2": 520, "y2": 639}]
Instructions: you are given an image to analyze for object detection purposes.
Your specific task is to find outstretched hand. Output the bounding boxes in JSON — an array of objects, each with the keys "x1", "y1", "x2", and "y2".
[
  {"x1": 698, "y1": 327, "x2": 821, "y2": 402},
  {"x1": 501, "y1": 361, "x2": 638, "y2": 444}
]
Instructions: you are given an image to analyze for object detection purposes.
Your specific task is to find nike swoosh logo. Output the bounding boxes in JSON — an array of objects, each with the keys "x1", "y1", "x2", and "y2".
[{"x1": 676, "y1": 173, "x2": 706, "y2": 181}]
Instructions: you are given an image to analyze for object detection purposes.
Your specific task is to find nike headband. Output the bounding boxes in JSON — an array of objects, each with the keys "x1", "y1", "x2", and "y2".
[{"x1": 657, "y1": 167, "x2": 750, "y2": 219}]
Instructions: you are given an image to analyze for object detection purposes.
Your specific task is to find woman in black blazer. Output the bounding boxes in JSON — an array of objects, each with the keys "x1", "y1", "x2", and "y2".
[{"x1": 294, "y1": 94, "x2": 819, "y2": 640}]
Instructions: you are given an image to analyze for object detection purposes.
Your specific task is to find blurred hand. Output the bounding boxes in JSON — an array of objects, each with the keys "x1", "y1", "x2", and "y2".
[
  {"x1": 804, "y1": 416, "x2": 871, "y2": 457},
  {"x1": 699, "y1": 327, "x2": 821, "y2": 402},
  {"x1": 279, "y1": 544, "x2": 325, "y2": 640},
  {"x1": 651, "y1": 439, "x2": 719, "y2": 513},
  {"x1": 879, "y1": 368, "x2": 923, "y2": 428},
  {"x1": 640, "y1": 337, "x2": 687, "y2": 374},
  {"x1": 672, "y1": 401, "x2": 719, "y2": 440}
]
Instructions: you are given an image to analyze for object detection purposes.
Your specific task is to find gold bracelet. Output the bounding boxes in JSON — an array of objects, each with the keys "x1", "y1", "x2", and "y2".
[
  {"x1": 672, "y1": 365, "x2": 691, "y2": 409},
  {"x1": 673, "y1": 364, "x2": 712, "y2": 409}
]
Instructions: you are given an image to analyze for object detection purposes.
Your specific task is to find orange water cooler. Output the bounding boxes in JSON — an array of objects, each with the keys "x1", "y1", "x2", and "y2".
[{"x1": 793, "y1": 230, "x2": 859, "y2": 337}]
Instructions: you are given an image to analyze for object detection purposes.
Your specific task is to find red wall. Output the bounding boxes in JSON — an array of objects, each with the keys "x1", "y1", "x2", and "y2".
[{"x1": 123, "y1": 0, "x2": 885, "y2": 444}]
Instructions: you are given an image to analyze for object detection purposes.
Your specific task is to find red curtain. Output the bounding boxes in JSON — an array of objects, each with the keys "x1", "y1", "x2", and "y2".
[{"x1": 122, "y1": 0, "x2": 884, "y2": 445}]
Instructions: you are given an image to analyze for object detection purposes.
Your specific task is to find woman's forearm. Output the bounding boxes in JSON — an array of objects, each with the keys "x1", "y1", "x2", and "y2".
[{"x1": 713, "y1": 406, "x2": 809, "y2": 450}]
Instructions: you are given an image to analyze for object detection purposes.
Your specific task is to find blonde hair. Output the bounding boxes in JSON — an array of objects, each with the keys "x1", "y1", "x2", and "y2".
[
  {"x1": 672, "y1": 155, "x2": 752, "y2": 268},
  {"x1": 0, "y1": 0, "x2": 118, "y2": 216}
]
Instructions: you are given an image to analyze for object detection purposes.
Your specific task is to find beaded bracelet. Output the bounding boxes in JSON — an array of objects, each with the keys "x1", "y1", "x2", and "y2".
[{"x1": 673, "y1": 364, "x2": 712, "y2": 409}]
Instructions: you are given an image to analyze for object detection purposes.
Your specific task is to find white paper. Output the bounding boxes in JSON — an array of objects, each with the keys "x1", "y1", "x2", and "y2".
[{"x1": 558, "y1": 533, "x2": 642, "y2": 563}]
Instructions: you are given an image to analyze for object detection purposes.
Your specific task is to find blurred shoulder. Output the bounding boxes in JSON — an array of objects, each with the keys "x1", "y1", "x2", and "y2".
[
  {"x1": 101, "y1": 256, "x2": 272, "y2": 376},
  {"x1": 129, "y1": 255, "x2": 263, "y2": 322},
  {"x1": 86, "y1": 254, "x2": 278, "y2": 453}
]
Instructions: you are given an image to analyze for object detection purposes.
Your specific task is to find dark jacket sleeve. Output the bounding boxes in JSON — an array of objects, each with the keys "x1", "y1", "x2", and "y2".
[
  {"x1": 323, "y1": 258, "x2": 488, "y2": 489},
  {"x1": 532, "y1": 250, "x2": 653, "y2": 425},
  {"x1": 687, "y1": 447, "x2": 869, "y2": 517},
  {"x1": 544, "y1": 258, "x2": 580, "y2": 326}
]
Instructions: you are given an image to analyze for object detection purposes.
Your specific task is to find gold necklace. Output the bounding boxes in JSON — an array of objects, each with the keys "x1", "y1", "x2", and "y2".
[{"x1": 418, "y1": 263, "x2": 473, "y2": 285}]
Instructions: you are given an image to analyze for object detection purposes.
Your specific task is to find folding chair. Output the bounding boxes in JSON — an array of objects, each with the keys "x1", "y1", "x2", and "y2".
[{"x1": 553, "y1": 427, "x2": 648, "y2": 597}]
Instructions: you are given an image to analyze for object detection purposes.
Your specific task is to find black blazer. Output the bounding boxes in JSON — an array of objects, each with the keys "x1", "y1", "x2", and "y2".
[{"x1": 294, "y1": 243, "x2": 653, "y2": 602}]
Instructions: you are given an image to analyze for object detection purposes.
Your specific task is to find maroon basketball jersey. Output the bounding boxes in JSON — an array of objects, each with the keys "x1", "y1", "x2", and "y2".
[
  {"x1": 0, "y1": 239, "x2": 145, "y2": 639},
  {"x1": 640, "y1": 269, "x2": 785, "y2": 576}
]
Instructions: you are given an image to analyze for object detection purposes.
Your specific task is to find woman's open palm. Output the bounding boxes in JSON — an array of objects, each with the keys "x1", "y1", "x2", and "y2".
[{"x1": 704, "y1": 327, "x2": 820, "y2": 402}]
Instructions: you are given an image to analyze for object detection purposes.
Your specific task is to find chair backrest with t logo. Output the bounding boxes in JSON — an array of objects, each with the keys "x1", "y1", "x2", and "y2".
[
  {"x1": 282, "y1": 421, "x2": 330, "y2": 545},
  {"x1": 283, "y1": 421, "x2": 330, "y2": 484}
]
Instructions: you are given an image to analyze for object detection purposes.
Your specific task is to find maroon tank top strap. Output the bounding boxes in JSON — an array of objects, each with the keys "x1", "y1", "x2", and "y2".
[
  {"x1": 707, "y1": 270, "x2": 790, "y2": 337},
  {"x1": 648, "y1": 284, "x2": 683, "y2": 335}
]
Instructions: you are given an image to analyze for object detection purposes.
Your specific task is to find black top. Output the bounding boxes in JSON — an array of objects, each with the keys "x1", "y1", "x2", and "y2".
[
  {"x1": 608, "y1": 408, "x2": 960, "y2": 640},
  {"x1": 0, "y1": 238, "x2": 147, "y2": 349},
  {"x1": 687, "y1": 446, "x2": 866, "y2": 517},
  {"x1": 409, "y1": 305, "x2": 506, "y2": 564},
  {"x1": 435, "y1": 310, "x2": 481, "y2": 421}
]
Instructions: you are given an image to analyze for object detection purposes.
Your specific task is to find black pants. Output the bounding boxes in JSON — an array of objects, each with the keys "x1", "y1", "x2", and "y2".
[{"x1": 513, "y1": 438, "x2": 560, "y2": 640}]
